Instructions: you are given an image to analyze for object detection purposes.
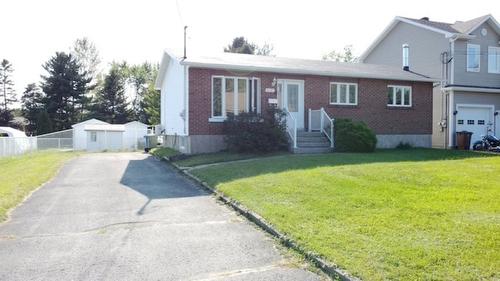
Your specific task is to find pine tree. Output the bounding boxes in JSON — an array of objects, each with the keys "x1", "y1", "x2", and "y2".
[
  {"x1": 21, "y1": 83, "x2": 44, "y2": 134},
  {"x1": 0, "y1": 59, "x2": 16, "y2": 125},
  {"x1": 36, "y1": 109, "x2": 53, "y2": 135},
  {"x1": 92, "y1": 66, "x2": 130, "y2": 123},
  {"x1": 142, "y1": 83, "x2": 160, "y2": 125},
  {"x1": 40, "y1": 52, "x2": 90, "y2": 131}
]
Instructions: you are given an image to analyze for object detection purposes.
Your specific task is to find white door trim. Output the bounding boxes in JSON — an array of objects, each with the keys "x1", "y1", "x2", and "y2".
[{"x1": 278, "y1": 79, "x2": 305, "y2": 129}]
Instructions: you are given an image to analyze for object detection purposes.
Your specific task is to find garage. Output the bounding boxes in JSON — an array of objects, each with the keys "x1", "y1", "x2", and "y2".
[
  {"x1": 456, "y1": 104, "x2": 495, "y2": 148},
  {"x1": 72, "y1": 119, "x2": 148, "y2": 152}
]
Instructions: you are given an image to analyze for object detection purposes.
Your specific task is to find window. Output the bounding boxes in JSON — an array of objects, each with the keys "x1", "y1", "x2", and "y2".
[
  {"x1": 402, "y1": 44, "x2": 409, "y2": 70},
  {"x1": 457, "y1": 120, "x2": 464, "y2": 125},
  {"x1": 90, "y1": 132, "x2": 97, "y2": 142},
  {"x1": 467, "y1": 120, "x2": 475, "y2": 125},
  {"x1": 488, "y1": 46, "x2": 500, "y2": 74},
  {"x1": 330, "y1": 82, "x2": 358, "y2": 105},
  {"x1": 467, "y1": 44, "x2": 480, "y2": 72},
  {"x1": 478, "y1": 120, "x2": 485, "y2": 125},
  {"x1": 387, "y1": 85, "x2": 411, "y2": 107},
  {"x1": 211, "y1": 76, "x2": 259, "y2": 119}
]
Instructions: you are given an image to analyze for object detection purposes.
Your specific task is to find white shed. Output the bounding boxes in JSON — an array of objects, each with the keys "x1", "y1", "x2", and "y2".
[
  {"x1": 72, "y1": 119, "x2": 148, "y2": 152},
  {"x1": 0, "y1": 127, "x2": 35, "y2": 157}
]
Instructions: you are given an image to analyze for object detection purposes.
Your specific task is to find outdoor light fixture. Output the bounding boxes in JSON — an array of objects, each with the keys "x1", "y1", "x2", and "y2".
[
  {"x1": 272, "y1": 77, "x2": 277, "y2": 87},
  {"x1": 453, "y1": 110, "x2": 458, "y2": 115}
]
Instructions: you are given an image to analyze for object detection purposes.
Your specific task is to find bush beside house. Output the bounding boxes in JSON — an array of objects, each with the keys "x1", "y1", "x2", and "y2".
[
  {"x1": 223, "y1": 107, "x2": 288, "y2": 153},
  {"x1": 335, "y1": 118, "x2": 377, "y2": 152}
]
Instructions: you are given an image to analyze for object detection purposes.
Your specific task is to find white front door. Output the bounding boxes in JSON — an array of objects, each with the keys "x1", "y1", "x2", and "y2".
[
  {"x1": 278, "y1": 80, "x2": 304, "y2": 129},
  {"x1": 456, "y1": 105, "x2": 494, "y2": 148}
]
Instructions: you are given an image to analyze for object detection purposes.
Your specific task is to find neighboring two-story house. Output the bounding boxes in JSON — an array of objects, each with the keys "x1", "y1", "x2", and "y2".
[{"x1": 360, "y1": 15, "x2": 500, "y2": 148}]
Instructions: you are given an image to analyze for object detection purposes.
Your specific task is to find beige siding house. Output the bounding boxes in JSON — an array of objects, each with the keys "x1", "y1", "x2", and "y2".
[{"x1": 360, "y1": 15, "x2": 500, "y2": 149}]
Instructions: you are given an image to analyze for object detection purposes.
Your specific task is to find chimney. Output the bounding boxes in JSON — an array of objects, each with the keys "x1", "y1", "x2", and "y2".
[
  {"x1": 402, "y1": 44, "x2": 410, "y2": 71},
  {"x1": 420, "y1": 17, "x2": 429, "y2": 21}
]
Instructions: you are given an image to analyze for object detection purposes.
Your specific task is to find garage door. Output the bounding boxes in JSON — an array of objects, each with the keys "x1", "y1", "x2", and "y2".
[{"x1": 456, "y1": 105, "x2": 493, "y2": 148}]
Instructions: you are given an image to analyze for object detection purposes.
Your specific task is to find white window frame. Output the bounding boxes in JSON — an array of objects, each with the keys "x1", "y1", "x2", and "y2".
[
  {"x1": 387, "y1": 85, "x2": 412, "y2": 107},
  {"x1": 90, "y1": 131, "x2": 97, "y2": 142},
  {"x1": 329, "y1": 82, "x2": 358, "y2": 105},
  {"x1": 210, "y1": 76, "x2": 260, "y2": 122},
  {"x1": 466, "y1": 44, "x2": 481, "y2": 72},
  {"x1": 488, "y1": 46, "x2": 500, "y2": 74}
]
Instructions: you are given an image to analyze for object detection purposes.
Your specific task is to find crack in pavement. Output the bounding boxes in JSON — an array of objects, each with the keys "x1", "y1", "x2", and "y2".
[{"x1": 0, "y1": 219, "x2": 231, "y2": 240}]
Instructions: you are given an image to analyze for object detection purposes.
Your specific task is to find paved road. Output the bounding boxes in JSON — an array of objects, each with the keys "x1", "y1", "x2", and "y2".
[{"x1": 0, "y1": 153, "x2": 321, "y2": 281}]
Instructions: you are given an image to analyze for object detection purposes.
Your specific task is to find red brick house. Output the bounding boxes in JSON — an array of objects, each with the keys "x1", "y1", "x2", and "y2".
[{"x1": 155, "y1": 51, "x2": 437, "y2": 154}]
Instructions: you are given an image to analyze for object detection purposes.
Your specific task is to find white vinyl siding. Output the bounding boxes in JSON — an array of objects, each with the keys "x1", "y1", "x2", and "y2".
[
  {"x1": 488, "y1": 46, "x2": 500, "y2": 74},
  {"x1": 466, "y1": 44, "x2": 480, "y2": 72},
  {"x1": 330, "y1": 82, "x2": 358, "y2": 105},
  {"x1": 387, "y1": 85, "x2": 412, "y2": 107}
]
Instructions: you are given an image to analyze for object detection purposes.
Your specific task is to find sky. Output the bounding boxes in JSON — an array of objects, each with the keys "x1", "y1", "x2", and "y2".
[{"x1": 1, "y1": 0, "x2": 499, "y2": 100}]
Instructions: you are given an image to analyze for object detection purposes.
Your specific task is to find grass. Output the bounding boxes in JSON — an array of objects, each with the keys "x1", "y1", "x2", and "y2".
[
  {"x1": 190, "y1": 149, "x2": 500, "y2": 280},
  {"x1": 0, "y1": 150, "x2": 78, "y2": 222},
  {"x1": 175, "y1": 151, "x2": 289, "y2": 167},
  {"x1": 149, "y1": 147, "x2": 181, "y2": 159}
]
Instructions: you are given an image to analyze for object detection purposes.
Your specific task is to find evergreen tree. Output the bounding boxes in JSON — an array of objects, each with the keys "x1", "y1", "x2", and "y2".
[
  {"x1": 21, "y1": 83, "x2": 44, "y2": 134},
  {"x1": 40, "y1": 52, "x2": 90, "y2": 131},
  {"x1": 92, "y1": 66, "x2": 130, "y2": 123},
  {"x1": 143, "y1": 83, "x2": 160, "y2": 125},
  {"x1": 126, "y1": 62, "x2": 158, "y2": 123},
  {"x1": 36, "y1": 109, "x2": 53, "y2": 135},
  {"x1": 0, "y1": 59, "x2": 16, "y2": 125}
]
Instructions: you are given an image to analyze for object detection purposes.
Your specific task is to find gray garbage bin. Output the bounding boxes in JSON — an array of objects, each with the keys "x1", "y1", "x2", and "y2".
[{"x1": 144, "y1": 135, "x2": 158, "y2": 152}]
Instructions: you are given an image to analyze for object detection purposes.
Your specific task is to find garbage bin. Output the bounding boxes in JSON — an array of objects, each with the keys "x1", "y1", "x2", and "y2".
[
  {"x1": 144, "y1": 135, "x2": 158, "y2": 152},
  {"x1": 456, "y1": 131, "x2": 473, "y2": 150}
]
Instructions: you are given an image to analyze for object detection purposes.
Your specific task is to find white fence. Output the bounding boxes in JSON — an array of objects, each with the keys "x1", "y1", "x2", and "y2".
[{"x1": 0, "y1": 137, "x2": 73, "y2": 158}]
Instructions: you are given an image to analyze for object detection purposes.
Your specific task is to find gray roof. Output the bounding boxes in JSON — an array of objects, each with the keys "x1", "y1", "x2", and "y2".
[
  {"x1": 402, "y1": 14, "x2": 492, "y2": 34},
  {"x1": 181, "y1": 52, "x2": 437, "y2": 82}
]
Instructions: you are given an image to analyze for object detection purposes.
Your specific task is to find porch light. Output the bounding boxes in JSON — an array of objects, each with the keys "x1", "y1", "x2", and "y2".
[{"x1": 272, "y1": 77, "x2": 277, "y2": 87}]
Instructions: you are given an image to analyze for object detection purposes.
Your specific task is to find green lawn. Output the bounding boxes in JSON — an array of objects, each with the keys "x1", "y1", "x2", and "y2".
[
  {"x1": 0, "y1": 150, "x2": 78, "y2": 222},
  {"x1": 174, "y1": 151, "x2": 289, "y2": 167},
  {"x1": 150, "y1": 147, "x2": 181, "y2": 159},
  {"x1": 190, "y1": 149, "x2": 500, "y2": 280}
]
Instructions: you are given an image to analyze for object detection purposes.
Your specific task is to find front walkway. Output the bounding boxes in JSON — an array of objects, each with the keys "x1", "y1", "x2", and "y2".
[{"x1": 0, "y1": 153, "x2": 320, "y2": 281}]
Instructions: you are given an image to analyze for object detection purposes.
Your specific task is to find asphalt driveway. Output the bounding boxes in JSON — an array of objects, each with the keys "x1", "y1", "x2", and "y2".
[{"x1": 0, "y1": 153, "x2": 321, "y2": 281}]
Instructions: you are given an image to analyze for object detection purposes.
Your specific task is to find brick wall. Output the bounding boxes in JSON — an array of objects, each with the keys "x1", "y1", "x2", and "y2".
[{"x1": 188, "y1": 67, "x2": 433, "y2": 135}]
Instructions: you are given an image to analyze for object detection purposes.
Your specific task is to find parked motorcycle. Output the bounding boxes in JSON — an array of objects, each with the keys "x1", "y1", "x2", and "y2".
[{"x1": 472, "y1": 134, "x2": 500, "y2": 152}]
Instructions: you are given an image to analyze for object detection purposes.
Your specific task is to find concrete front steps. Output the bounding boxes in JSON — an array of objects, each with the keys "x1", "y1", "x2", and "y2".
[{"x1": 292, "y1": 131, "x2": 333, "y2": 154}]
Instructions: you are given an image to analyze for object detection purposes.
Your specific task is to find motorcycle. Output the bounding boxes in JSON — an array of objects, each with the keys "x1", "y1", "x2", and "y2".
[{"x1": 472, "y1": 134, "x2": 500, "y2": 152}]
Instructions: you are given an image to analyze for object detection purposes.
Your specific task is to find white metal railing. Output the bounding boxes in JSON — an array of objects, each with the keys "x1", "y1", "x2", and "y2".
[
  {"x1": 285, "y1": 110, "x2": 298, "y2": 148},
  {"x1": 319, "y1": 108, "x2": 335, "y2": 148},
  {"x1": 308, "y1": 109, "x2": 321, "y2": 132}
]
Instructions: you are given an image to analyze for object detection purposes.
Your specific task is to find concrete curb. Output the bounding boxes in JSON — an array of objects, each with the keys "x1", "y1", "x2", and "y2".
[{"x1": 161, "y1": 156, "x2": 360, "y2": 281}]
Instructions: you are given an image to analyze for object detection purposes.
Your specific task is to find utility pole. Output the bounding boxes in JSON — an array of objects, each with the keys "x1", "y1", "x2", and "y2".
[{"x1": 183, "y1": 26, "x2": 188, "y2": 59}]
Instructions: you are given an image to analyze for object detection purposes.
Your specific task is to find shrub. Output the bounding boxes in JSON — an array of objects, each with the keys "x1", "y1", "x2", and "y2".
[
  {"x1": 334, "y1": 118, "x2": 377, "y2": 152},
  {"x1": 223, "y1": 107, "x2": 289, "y2": 153},
  {"x1": 396, "y1": 142, "x2": 413, "y2": 149}
]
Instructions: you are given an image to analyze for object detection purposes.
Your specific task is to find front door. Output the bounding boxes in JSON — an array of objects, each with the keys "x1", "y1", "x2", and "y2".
[{"x1": 278, "y1": 80, "x2": 304, "y2": 129}]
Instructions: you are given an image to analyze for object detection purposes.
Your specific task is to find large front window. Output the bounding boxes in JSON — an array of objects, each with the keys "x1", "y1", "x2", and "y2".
[
  {"x1": 387, "y1": 85, "x2": 411, "y2": 107},
  {"x1": 467, "y1": 44, "x2": 480, "y2": 72},
  {"x1": 330, "y1": 82, "x2": 357, "y2": 105},
  {"x1": 488, "y1": 46, "x2": 500, "y2": 74},
  {"x1": 211, "y1": 76, "x2": 259, "y2": 119}
]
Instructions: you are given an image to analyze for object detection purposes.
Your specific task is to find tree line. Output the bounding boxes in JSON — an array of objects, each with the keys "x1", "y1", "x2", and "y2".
[{"x1": 0, "y1": 38, "x2": 160, "y2": 135}]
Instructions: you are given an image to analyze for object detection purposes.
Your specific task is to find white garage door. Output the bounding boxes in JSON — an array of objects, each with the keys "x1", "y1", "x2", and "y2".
[{"x1": 456, "y1": 105, "x2": 494, "y2": 148}]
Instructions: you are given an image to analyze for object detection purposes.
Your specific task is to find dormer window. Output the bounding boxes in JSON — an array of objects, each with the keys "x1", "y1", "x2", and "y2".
[
  {"x1": 402, "y1": 44, "x2": 410, "y2": 71},
  {"x1": 467, "y1": 44, "x2": 480, "y2": 72}
]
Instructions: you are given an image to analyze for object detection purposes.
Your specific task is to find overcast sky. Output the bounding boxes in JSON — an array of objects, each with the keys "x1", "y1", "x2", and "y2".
[{"x1": 1, "y1": 0, "x2": 498, "y2": 98}]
